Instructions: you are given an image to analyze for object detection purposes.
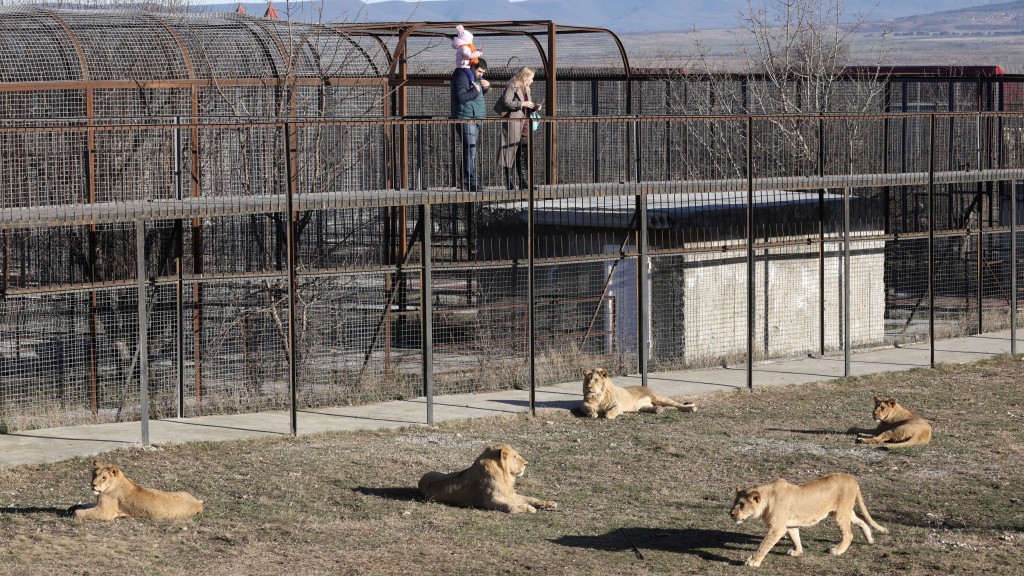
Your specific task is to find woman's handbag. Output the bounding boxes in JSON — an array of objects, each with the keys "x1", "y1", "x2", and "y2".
[{"x1": 521, "y1": 111, "x2": 540, "y2": 137}]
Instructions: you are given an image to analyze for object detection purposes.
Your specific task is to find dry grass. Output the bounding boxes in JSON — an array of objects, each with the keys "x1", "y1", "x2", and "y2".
[{"x1": 1, "y1": 355, "x2": 1022, "y2": 575}]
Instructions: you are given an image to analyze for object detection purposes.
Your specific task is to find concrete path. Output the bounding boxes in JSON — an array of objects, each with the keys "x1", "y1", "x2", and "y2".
[{"x1": 1, "y1": 330, "x2": 1018, "y2": 468}]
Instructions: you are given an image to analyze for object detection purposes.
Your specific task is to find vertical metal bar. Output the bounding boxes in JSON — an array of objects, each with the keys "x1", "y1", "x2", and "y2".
[
  {"x1": 636, "y1": 117, "x2": 648, "y2": 387},
  {"x1": 135, "y1": 218, "x2": 150, "y2": 447},
  {"x1": 527, "y1": 125, "x2": 536, "y2": 415},
  {"x1": 977, "y1": 111, "x2": 984, "y2": 333},
  {"x1": 817, "y1": 115, "x2": 826, "y2": 356},
  {"x1": 397, "y1": 42, "x2": 409, "y2": 190},
  {"x1": 174, "y1": 116, "x2": 185, "y2": 419},
  {"x1": 416, "y1": 123, "x2": 424, "y2": 190},
  {"x1": 189, "y1": 111, "x2": 203, "y2": 411},
  {"x1": 421, "y1": 204, "x2": 434, "y2": 425},
  {"x1": 664, "y1": 80, "x2": 673, "y2": 180},
  {"x1": 1012, "y1": 179, "x2": 1018, "y2": 356},
  {"x1": 591, "y1": 81, "x2": 600, "y2": 182},
  {"x1": 88, "y1": 125, "x2": 99, "y2": 416},
  {"x1": 746, "y1": 116, "x2": 754, "y2": 390},
  {"x1": 634, "y1": 116, "x2": 642, "y2": 183},
  {"x1": 843, "y1": 187, "x2": 851, "y2": 377},
  {"x1": 928, "y1": 114, "x2": 936, "y2": 369},
  {"x1": 284, "y1": 122, "x2": 299, "y2": 436},
  {"x1": 546, "y1": 22, "x2": 558, "y2": 185}
]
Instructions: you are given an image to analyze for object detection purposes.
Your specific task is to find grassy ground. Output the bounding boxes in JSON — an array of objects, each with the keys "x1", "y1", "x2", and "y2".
[{"x1": 1, "y1": 355, "x2": 1022, "y2": 575}]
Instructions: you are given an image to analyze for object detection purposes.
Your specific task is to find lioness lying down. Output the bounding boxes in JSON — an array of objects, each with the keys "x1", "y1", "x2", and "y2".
[
  {"x1": 579, "y1": 368, "x2": 696, "y2": 419},
  {"x1": 851, "y1": 396, "x2": 932, "y2": 448},
  {"x1": 418, "y1": 444, "x2": 558, "y2": 513},
  {"x1": 73, "y1": 460, "x2": 204, "y2": 521},
  {"x1": 731, "y1": 473, "x2": 887, "y2": 568}
]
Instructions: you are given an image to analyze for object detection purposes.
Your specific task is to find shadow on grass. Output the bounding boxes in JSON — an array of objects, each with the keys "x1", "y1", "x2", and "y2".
[
  {"x1": 352, "y1": 486, "x2": 422, "y2": 502},
  {"x1": 552, "y1": 527, "x2": 757, "y2": 564},
  {"x1": 1, "y1": 505, "x2": 74, "y2": 517},
  {"x1": 765, "y1": 428, "x2": 846, "y2": 436}
]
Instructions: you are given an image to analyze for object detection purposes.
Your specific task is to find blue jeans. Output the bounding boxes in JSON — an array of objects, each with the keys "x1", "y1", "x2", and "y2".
[{"x1": 456, "y1": 122, "x2": 480, "y2": 190}]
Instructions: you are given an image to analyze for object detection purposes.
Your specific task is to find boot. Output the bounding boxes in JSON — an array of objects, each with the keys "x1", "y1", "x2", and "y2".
[
  {"x1": 516, "y1": 146, "x2": 529, "y2": 189},
  {"x1": 504, "y1": 168, "x2": 515, "y2": 190}
]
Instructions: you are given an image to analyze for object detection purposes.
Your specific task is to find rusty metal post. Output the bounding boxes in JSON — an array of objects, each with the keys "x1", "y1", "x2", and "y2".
[
  {"x1": 928, "y1": 114, "x2": 936, "y2": 369},
  {"x1": 746, "y1": 115, "x2": 755, "y2": 390},
  {"x1": 843, "y1": 187, "x2": 851, "y2": 377},
  {"x1": 284, "y1": 122, "x2": 299, "y2": 436},
  {"x1": 174, "y1": 116, "x2": 185, "y2": 419},
  {"x1": 1012, "y1": 178, "x2": 1018, "y2": 356},
  {"x1": 420, "y1": 203, "x2": 434, "y2": 425},
  {"x1": 635, "y1": 118, "x2": 649, "y2": 387},
  {"x1": 546, "y1": 22, "x2": 557, "y2": 185},
  {"x1": 135, "y1": 218, "x2": 150, "y2": 446},
  {"x1": 818, "y1": 115, "x2": 826, "y2": 356},
  {"x1": 527, "y1": 123, "x2": 536, "y2": 415}
]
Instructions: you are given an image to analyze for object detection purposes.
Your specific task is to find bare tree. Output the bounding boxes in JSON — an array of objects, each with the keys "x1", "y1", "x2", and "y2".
[{"x1": 673, "y1": 0, "x2": 892, "y2": 179}]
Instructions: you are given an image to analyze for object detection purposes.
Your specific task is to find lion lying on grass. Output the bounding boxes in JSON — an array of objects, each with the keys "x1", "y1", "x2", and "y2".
[
  {"x1": 578, "y1": 368, "x2": 696, "y2": 419},
  {"x1": 72, "y1": 460, "x2": 204, "y2": 521},
  {"x1": 418, "y1": 444, "x2": 558, "y2": 513},
  {"x1": 731, "y1": 473, "x2": 887, "y2": 568},
  {"x1": 851, "y1": 396, "x2": 932, "y2": 448}
]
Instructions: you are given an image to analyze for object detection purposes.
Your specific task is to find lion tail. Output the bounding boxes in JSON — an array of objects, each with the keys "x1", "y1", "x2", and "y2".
[{"x1": 855, "y1": 489, "x2": 888, "y2": 534}]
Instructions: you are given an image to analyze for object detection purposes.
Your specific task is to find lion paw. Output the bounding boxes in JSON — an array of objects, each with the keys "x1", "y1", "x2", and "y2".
[
  {"x1": 787, "y1": 549, "x2": 802, "y2": 557},
  {"x1": 678, "y1": 403, "x2": 697, "y2": 412},
  {"x1": 744, "y1": 556, "x2": 761, "y2": 567},
  {"x1": 828, "y1": 547, "x2": 844, "y2": 556},
  {"x1": 543, "y1": 501, "x2": 558, "y2": 510}
]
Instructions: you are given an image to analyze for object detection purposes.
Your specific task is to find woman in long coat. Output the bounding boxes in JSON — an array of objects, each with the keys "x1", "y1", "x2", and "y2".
[{"x1": 494, "y1": 67, "x2": 541, "y2": 190}]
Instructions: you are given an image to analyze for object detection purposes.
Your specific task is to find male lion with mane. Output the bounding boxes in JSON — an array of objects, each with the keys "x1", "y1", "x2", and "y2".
[
  {"x1": 850, "y1": 396, "x2": 932, "y2": 448},
  {"x1": 578, "y1": 367, "x2": 695, "y2": 419},
  {"x1": 418, "y1": 444, "x2": 558, "y2": 513},
  {"x1": 72, "y1": 460, "x2": 204, "y2": 521},
  {"x1": 730, "y1": 473, "x2": 887, "y2": 568}
]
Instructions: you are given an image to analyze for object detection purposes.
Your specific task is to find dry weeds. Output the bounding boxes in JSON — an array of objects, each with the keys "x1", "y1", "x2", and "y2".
[{"x1": 1, "y1": 355, "x2": 1022, "y2": 575}]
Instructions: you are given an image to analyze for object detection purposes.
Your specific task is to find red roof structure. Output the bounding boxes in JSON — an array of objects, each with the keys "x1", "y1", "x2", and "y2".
[
  {"x1": 263, "y1": 3, "x2": 279, "y2": 19},
  {"x1": 235, "y1": 4, "x2": 245, "y2": 13}
]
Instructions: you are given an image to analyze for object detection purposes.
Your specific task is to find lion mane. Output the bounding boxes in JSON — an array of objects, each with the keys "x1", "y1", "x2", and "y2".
[
  {"x1": 418, "y1": 444, "x2": 558, "y2": 513},
  {"x1": 73, "y1": 460, "x2": 204, "y2": 521}
]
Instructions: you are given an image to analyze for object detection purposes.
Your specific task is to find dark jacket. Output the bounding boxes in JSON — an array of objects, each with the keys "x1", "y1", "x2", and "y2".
[{"x1": 450, "y1": 67, "x2": 488, "y2": 119}]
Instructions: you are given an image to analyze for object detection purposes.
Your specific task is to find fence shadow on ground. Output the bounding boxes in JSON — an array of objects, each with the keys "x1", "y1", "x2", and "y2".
[
  {"x1": 351, "y1": 486, "x2": 422, "y2": 502},
  {"x1": 491, "y1": 399, "x2": 583, "y2": 411},
  {"x1": 552, "y1": 527, "x2": 758, "y2": 564}
]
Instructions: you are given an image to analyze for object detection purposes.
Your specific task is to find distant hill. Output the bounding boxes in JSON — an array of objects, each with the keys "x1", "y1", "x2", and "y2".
[
  {"x1": 210, "y1": 0, "x2": 1024, "y2": 73},
  {"x1": 862, "y1": 0, "x2": 1024, "y2": 34},
  {"x1": 210, "y1": 0, "x2": 1007, "y2": 32}
]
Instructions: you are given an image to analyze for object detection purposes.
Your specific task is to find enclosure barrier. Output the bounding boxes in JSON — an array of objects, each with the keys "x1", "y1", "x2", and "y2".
[{"x1": 0, "y1": 112, "x2": 1022, "y2": 439}]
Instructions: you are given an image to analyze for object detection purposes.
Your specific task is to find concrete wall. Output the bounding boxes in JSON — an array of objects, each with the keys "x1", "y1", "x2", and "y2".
[{"x1": 652, "y1": 238, "x2": 886, "y2": 365}]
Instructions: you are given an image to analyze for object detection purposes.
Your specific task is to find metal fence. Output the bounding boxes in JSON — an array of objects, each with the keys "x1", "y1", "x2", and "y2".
[{"x1": 0, "y1": 111, "x2": 1022, "y2": 434}]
